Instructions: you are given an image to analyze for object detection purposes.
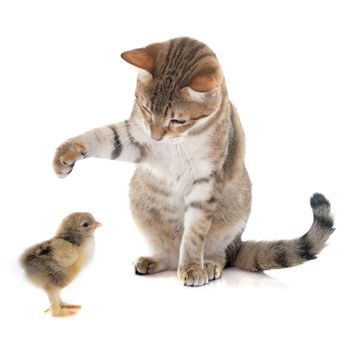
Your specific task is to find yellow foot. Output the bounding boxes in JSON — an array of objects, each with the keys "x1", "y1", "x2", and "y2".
[
  {"x1": 44, "y1": 304, "x2": 81, "y2": 313},
  {"x1": 51, "y1": 307, "x2": 78, "y2": 317},
  {"x1": 61, "y1": 304, "x2": 81, "y2": 310}
]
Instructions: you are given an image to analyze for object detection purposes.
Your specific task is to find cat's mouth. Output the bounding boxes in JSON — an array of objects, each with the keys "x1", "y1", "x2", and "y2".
[{"x1": 152, "y1": 136, "x2": 180, "y2": 144}]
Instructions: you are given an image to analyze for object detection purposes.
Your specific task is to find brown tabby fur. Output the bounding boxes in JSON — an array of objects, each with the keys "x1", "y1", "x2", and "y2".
[{"x1": 53, "y1": 37, "x2": 334, "y2": 286}]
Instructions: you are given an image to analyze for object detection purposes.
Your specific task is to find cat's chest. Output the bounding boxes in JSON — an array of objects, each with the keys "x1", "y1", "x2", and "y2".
[{"x1": 141, "y1": 141, "x2": 210, "y2": 194}]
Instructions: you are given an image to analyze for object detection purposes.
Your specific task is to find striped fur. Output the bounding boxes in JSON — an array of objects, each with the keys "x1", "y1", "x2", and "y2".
[
  {"x1": 226, "y1": 193, "x2": 335, "y2": 271},
  {"x1": 53, "y1": 37, "x2": 335, "y2": 286}
]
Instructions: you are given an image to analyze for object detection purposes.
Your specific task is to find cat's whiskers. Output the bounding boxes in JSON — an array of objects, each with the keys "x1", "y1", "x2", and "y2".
[
  {"x1": 175, "y1": 140, "x2": 186, "y2": 172},
  {"x1": 178, "y1": 140, "x2": 198, "y2": 181}
]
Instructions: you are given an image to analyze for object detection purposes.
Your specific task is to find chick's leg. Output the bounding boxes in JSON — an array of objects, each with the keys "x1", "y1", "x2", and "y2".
[
  {"x1": 54, "y1": 295, "x2": 81, "y2": 310},
  {"x1": 45, "y1": 288, "x2": 78, "y2": 317}
]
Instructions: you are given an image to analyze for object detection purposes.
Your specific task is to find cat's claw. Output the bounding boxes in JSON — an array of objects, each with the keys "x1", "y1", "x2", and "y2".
[
  {"x1": 53, "y1": 140, "x2": 87, "y2": 178},
  {"x1": 178, "y1": 264, "x2": 209, "y2": 287}
]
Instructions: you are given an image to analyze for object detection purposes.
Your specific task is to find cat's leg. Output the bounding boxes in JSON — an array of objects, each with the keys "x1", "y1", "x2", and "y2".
[
  {"x1": 204, "y1": 218, "x2": 248, "y2": 281},
  {"x1": 133, "y1": 231, "x2": 180, "y2": 275},
  {"x1": 134, "y1": 255, "x2": 176, "y2": 275},
  {"x1": 204, "y1": 252, "x2": 226, "y2": 281},
  {"x1": 132, "y1": 220, "x2": 182, "y2": 275},
  {"x1": 130, "y1": 169, "x2": 182, "y2": 275},
  {"x1": 203, "y1": 228, "x2": 231, "y2": 281},
  {"x1": 53, "y1": 120, "x2": 144, "y2": 177},
  {"x1": 178, "y1": 172, "x2": 223, "y2": 287}
]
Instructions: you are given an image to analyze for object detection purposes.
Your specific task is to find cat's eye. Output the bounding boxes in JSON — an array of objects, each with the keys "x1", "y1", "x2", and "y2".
[
  {"x1": 82, "y1": 222, "x2": 90, "y2": 227},
  {"x1": 170, "y1": 119, "x2": 186, "y2": 125}
]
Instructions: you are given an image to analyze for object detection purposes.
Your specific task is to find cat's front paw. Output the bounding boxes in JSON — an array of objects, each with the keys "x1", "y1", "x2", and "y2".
[
  {"x1": 178, "y1": 264, "x2": 209, "y2": 287},
  {"x1": 204, "y1": 261, "x2": 224, "y2": 281},
  {"x1": 53, "y1": 140, "x2": 87, "y2": 178}
]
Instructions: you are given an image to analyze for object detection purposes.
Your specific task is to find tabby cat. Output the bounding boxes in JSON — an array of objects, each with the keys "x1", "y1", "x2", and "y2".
[{"x1": 53, "y1": 37, "x2": 334, "y2": 286}]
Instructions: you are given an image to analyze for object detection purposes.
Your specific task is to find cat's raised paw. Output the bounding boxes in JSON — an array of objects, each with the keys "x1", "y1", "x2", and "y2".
[
  {"x1": 178, "y1": 264, "x2": 209, "y2": 287},
  {"x1": 204, "y1": 261, "x2": 223, "y2": 281},
  {"x1": 53, "y1": 140, "x2": 87, "y2": 178},
  {"x1": 134, "y1": 257, "x2": 159, "y2": 275}
]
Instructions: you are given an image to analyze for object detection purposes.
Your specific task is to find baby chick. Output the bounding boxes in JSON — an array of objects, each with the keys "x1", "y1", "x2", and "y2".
[{"x1": 20, "y1": 212, "x2": 102, "y2": 317}]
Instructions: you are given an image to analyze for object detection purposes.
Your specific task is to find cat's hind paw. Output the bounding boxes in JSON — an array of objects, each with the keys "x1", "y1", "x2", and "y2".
[{"x1": 134, "y1": 257, "x2": 159, "y2": 275}]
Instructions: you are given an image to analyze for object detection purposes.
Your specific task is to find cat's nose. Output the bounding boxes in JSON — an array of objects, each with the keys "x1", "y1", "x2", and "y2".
[{"x1": 150, "y1": 127, "x2": 165, "y2": 141}]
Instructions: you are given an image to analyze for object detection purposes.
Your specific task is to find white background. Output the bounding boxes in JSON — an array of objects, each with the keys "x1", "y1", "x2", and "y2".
[{"x1": 0, "y1": 0, "x2": 349, "y2": 349}]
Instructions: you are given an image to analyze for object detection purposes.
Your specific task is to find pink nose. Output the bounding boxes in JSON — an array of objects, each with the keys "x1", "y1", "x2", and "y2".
[{"x1": 150, "y1": 127, "x2": 165, "y2": 141}]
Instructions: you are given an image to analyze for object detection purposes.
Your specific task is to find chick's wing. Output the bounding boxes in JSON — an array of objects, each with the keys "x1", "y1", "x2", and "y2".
[{"x1": 50, "y1": 239, "x2": 79, "y2": 268}]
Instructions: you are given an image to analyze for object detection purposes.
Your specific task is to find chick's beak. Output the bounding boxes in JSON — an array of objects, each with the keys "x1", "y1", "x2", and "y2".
[{"x1": 93, "y1": 221, "x2": 102, "y2": 229}]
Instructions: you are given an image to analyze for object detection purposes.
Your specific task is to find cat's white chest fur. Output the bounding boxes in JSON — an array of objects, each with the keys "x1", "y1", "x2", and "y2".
[{"x1": 142, "y1": 136, "x2": 211, "y2": 196}]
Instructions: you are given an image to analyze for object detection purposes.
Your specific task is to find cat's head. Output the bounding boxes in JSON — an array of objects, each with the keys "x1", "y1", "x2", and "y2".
[{"x1": 121, "y1": 37, "x2": 225, "y2": 142}]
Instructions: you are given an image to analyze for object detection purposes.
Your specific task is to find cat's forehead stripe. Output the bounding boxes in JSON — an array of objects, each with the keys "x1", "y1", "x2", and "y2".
[{"x1": 150, "y1": 38, "x2": 216, "y2": 116}]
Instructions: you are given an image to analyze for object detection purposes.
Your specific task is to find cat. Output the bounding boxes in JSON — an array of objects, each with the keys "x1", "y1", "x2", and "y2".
[{"x1": 53, "y1": 37, "x2": 334, "y2": 286}]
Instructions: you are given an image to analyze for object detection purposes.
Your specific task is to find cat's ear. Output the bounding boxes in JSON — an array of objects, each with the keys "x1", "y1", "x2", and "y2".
[
  {"x1": 183, "y1": 69, "x2": 222, "y2": 101},
  {"x1": 184, "y1": 87, "x2": 217, "y2": 103},
  {"x1": 189, "y1": 72, "x2": 217, "y2": 92},
  {"x1": 121, "y1": 49, "x2": 153, "y2": 73},
  {"x1": 121, "y1": 43, "x2": 161, "y2": 75}
]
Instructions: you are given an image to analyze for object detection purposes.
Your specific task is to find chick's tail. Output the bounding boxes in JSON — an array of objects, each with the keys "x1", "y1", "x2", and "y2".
[{"x1": 225, "y1": 193, "x2": 335, "y2": 271}]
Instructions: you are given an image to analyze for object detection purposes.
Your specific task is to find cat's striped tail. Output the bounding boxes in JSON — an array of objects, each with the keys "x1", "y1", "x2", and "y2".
[{"x1": 225, "y1": 193, "x2": 335, "y2": 271}]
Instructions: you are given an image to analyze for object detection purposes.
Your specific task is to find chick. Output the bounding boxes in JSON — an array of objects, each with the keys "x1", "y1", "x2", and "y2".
[{"x1": 20, "y1": 212, "x2": 102, "y2": 317}]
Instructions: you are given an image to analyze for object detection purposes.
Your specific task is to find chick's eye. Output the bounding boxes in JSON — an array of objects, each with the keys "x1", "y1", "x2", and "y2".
[
  {"x1": 82, "y1": 222, "x2": 90, "y2": 227},
  {"x1": 170, "y1": 119, "x2": 186, "y2": 125}
]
